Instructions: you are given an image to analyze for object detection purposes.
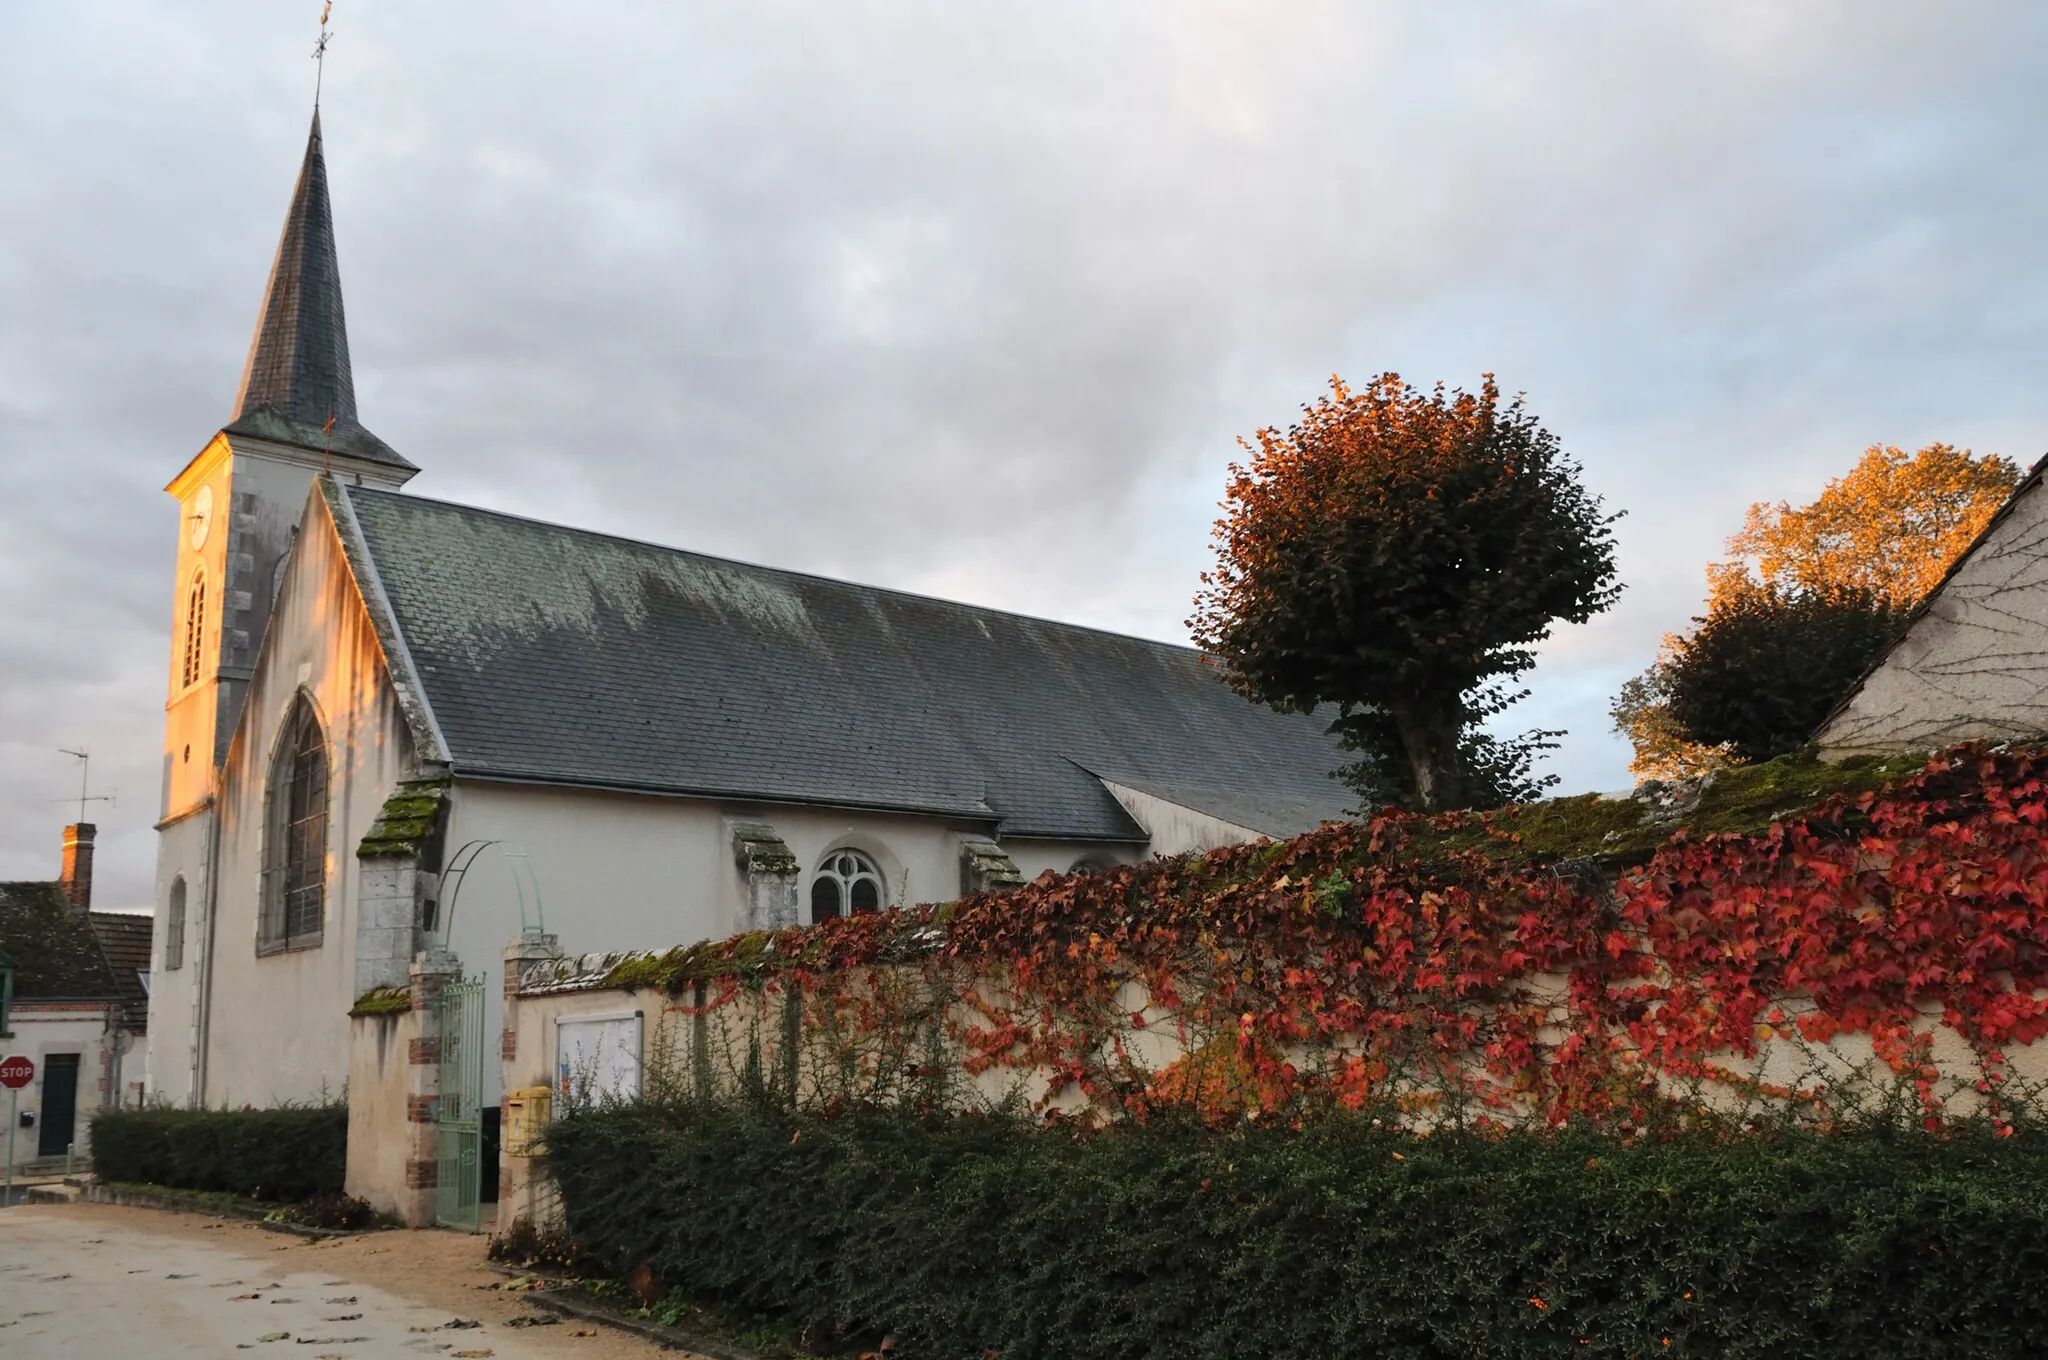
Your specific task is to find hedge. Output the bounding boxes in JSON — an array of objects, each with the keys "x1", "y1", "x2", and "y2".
[
  {"x1": 544, "y1": 1101, "x2": 2048, "y2": 1360},
  {"x1": 89, "y1": 1103, "x2": 346, "y2": 1202}
]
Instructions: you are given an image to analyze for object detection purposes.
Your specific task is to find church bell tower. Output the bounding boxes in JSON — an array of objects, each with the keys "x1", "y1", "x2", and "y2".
[{"x1": 151, "y1": 109, "x2": 417, "y2": 1102}]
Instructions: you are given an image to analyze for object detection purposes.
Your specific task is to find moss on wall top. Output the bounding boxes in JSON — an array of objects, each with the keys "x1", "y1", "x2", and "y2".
[
  {"x1": 356, "y1": 773, "x2": 453, "y2": 860},
  {"x1": 348, "y1": 985, "x2": 413, "y2": 1017},
  {"x1": 1396, "y1": 750, "x2": 1931, "y2": 868}
]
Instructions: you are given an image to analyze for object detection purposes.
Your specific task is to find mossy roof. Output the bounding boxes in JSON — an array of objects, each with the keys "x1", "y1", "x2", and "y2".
[{"x1": 0, "y1": 882, "x2": 122, "y2": 1002}]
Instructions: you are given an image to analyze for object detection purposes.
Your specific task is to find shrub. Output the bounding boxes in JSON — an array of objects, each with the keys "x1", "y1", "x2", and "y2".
[
  {"x1": 90, "y1": 1103, "x2": 345, "y2": 1202},
  {"x1": 546, "y1": 1100, "x2": 2048, "y2": 1360}
]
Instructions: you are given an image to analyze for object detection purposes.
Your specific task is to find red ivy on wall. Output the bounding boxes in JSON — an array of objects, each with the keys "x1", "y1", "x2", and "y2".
[{"x1": 662, "y1": 746, "x2": 2048, "y2": 1129}]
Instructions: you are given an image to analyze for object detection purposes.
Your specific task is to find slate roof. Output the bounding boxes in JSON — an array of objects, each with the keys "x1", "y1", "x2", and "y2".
[
  {"x1": 343, "y1": 486, "x2": 1357, "y2": 840},
  {"x1": 89, "y1": 912, "x2": 153, "y2": 1033},
  {"x1": 225, "y1": 111, "x2": 412, "y2": 471},
  {"x1": 0, "y1": 883, "x2": 122, "y2": 1005}
]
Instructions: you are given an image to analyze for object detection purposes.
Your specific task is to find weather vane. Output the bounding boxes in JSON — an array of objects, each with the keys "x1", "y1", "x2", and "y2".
[
  {"x1": 56, "y1": 748, "x2": 116, "y2": 825},
  {"x1": 313, "y1": 2, "x2": 334, "y2": 108}
]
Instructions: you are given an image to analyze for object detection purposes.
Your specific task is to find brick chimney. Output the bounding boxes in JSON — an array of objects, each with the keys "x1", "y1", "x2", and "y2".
[{"x1": 59, "y1": 823, "x2": 95, "y2": 912}]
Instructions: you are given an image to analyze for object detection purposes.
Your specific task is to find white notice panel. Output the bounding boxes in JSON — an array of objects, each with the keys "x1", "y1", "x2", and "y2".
[{"x1": 555, "y1": 1011, "x2": 644, "y2": 1109}]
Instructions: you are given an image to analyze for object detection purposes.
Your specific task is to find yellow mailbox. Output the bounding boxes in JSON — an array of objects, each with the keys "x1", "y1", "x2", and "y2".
[{"x1": 502, "y1": 1085, "x2": 553, "y2": 1156}]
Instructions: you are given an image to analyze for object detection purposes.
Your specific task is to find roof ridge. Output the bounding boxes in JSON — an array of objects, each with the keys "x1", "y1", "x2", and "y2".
[{"x1": 347, "y1": 484, "x2": 1209, "y2": 657}]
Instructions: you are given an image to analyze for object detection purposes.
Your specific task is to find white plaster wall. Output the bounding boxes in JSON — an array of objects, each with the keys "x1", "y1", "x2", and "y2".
[
  {"x1": 1001, "y1": 839, "x2": 1145, "y2": 882},
  {"x1": 146, "y1": 812, "x2": 209, "y2": 1106},
  {"x1": 343, "y1": 1010, "x2": 414, "y2": 1217},
  {"x1": 198, "y1": 489, "x2": 415, "y2": 1109},
  {"x1": 1100, "y1": 779, "x2": 1266, "y2": 857},
  {"x1": 0, "y1": 1008, "x2": 112, "y2": 1167},
  {"x1": 1822, "y1": 481, "x2": 2048, "y2": 755},
  {"x1": 441, "y1": 785, "x2": 1030, "y2": 1103}
]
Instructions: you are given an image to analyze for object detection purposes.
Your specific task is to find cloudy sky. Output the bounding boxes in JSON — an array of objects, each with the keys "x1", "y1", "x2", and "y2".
[{"x1": 4, "y1": 2, "x2": 2046, "y2": 909}]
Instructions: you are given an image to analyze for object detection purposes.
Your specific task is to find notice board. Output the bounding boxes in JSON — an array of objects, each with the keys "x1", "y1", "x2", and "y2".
[{"x1": 555, "y1": 1010, "x2": 644, "y2": 1109}]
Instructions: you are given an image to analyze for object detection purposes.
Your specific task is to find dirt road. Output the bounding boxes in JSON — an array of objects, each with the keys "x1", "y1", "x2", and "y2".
[{"x1": 0, "y1": 1202, "x2": 687, "y2": 1359}]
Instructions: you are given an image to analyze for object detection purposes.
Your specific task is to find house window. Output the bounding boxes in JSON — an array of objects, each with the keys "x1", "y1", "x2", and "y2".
[
  {"x1": 811, "y1": 849, "x2": 884, "y2": 920},
  {"x1": 165, "y1": 876, "x2": 186, "y2": 971},
  {"x1": 260, "y1": 695, "x2": 329, "y2": 952},
  {"x1": 180, "y1": 572, "x2": 207, "y2": 689}
]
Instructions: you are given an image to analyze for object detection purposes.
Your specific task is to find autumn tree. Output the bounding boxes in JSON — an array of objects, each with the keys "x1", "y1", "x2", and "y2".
[
  {"x1": 1661, "y1": 587, "x2": 1906, "y2": 764},
  {"x1": 1616, "y1": 442, "x2": 2020, "y2": 777},
  {"x1": 1710, "y1": 442, "x2": 2020, "y2": 607},
  {"x1": 1191, "y1": 374, "x2": 1621, "y2": 812}
]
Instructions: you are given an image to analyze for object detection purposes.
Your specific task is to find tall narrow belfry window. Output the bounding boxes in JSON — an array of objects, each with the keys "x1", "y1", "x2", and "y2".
[
  {"x1": 260, "y1": 696, "x2": 329, "y2": 952},
  {"x1": 180, "y1": 573, "x2": 207, "y2": 689},
  {"x1": 810, "y1": 849, "x2": 885, "y2": 920},
  {"x1": 165, "y1": 876, "x2": 187, "y2": 971}
]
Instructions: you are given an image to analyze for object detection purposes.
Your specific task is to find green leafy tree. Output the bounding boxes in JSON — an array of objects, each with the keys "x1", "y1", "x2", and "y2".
[
  {"x1": 1662, "y1": 587, "x2": 1906, "y2": 763},
  {"x1": 1190, "y1": 374, "x2": 1621, "y2": 812}
]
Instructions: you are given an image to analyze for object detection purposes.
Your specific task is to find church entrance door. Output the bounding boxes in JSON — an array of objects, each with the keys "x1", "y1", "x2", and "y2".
[{"x1": 434, "y1": 974, "x2": 487, "y2": 1231}]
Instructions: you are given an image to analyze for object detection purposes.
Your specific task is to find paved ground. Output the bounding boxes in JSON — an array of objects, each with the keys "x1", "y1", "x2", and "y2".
[{"x1": 0, "y1": 1203, "x2": 687, "y2": 1359}]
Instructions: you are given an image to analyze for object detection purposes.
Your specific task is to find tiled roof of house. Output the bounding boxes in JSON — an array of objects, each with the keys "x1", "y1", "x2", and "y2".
[
  {"x1": 89, "y1": 912, "x2": 153, "y2": 1032},
  {"x1": 0, "y1": 883, "x2": 122, "y2": 1005},
  {"x1": 342, "y1": 486, "x2": 1357, "y2": 841}
]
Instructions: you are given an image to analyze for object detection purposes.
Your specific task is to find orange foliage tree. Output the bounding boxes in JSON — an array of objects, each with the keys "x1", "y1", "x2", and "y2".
[
  {"x1": 1191, "y1": 374, "x2": 1620, "y2": 812},
  {"x1": 1710, "y1": 442, "x2": 2020, "y2": 607}
]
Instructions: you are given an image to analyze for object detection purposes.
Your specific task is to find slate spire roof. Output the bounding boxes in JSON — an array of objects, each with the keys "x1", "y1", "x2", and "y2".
[{"x1": 225, "y1": 110, "x2": 412, "y2": 471}]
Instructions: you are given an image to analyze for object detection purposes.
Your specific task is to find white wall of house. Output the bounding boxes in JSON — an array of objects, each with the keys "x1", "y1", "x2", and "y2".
[
  {"x1": 1, "y1": 1005, "x2": 116, "y2": 1168},
  {"x1": 1821, "y1": 481, "x2": 2048, "y2": 756}
]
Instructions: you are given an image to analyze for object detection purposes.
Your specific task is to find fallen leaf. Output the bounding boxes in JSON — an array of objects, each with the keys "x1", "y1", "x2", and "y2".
[
  {"x1": 230, "y1": 1294, "x2": 261, "y2": 1302},
  {"x1": 321, "y1": 1314, "x2": 362, "y2": 1322},
  {"x1": 258, "y1": 1333, "x2": 291, "y2": 1343},
  {"x1": 452, "y1": 1352, "x2": 494, "y2": 1358},
  {"x1": 323, "y1": 1296, "x2": 356, "y2": 1304}
]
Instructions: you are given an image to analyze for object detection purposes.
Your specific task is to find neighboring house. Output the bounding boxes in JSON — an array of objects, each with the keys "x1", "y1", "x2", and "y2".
[
  {"x1": 1819, "y1": 456, "x2": 2048, "y2": 757},
  {"x1": 0, "y1": 826, "x2": 140, "y2": 1171},
  {"x1": 89, "y1": 910, "x2": 152, "y2": 1106},
  {"x1": 147, "y1": 112, "x2": 1356, "y2": 1115}
]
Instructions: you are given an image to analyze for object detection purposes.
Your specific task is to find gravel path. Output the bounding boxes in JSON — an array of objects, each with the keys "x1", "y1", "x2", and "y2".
[{"x1": 0, "y1": 1203, "x2": 687, "y2": 1360}]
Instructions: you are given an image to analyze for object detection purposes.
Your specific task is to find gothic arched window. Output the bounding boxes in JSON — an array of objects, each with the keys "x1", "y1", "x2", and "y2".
[
  {"x1": 181, "y1": 572, "x2": 207, "y2": 689},
  {"x1": 260, "y1": 695, "x2": 329, "y2": 952},
  {"x1": 810, "y1": 849, "x2": 884, "y2": 920},
  {"x1": 164, "y1": 876, "x2": 187, "y2": 971}
]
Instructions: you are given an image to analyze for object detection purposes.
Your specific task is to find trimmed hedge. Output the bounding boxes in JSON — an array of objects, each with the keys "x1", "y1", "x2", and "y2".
[
  {"x1": 545, "y1": 1101, "x2": 2048, "y2": 1359},
  {"x1": 89, "y1": 1104, "x2": 346, "y2": 1202}
]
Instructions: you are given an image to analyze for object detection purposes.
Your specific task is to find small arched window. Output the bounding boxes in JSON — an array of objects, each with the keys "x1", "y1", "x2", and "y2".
[
  {"x1": 260, "y1": 695, "x2": 329, "y2": 952},
  {"x1": 180, "y1": 572, "x2": 207, "y2": 689},
  {"x1": 165, "y1": 876, "x2": 187, "y2": 971},
  {"x1": 811, "y1": 849, "x2": 885, "y2": 920}
]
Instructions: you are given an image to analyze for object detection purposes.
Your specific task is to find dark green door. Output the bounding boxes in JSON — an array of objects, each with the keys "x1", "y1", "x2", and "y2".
[{"x1": 38, "y1": 1054, "x2": 79, "y2": 1157}]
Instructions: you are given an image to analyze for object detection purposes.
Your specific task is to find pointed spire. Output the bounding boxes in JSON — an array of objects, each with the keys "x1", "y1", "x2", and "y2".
[{"x1": 226, "y1": 110, "x2": 411, "y2": 470}]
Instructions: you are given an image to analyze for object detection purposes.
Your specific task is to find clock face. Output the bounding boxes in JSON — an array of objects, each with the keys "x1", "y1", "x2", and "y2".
[{"x1": 188, "y1": 485, "x2": 214, "y2": 551}]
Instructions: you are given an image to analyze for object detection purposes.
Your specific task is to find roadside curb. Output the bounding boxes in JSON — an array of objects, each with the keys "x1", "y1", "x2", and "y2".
[
  {"x1": 489, "y1": 1267, "x2": 763, "y2": 1360},
  {"x1": 68, "y1": 1182, "x2": 378, "y2": 1236}
]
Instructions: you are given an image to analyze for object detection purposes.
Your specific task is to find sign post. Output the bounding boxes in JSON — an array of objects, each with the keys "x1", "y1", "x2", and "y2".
[{"x1": 1, "y1": 1054, "x2": 33, "y2": 1206}]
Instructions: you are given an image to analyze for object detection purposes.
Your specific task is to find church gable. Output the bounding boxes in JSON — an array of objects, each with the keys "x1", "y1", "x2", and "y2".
[{"x1": 1820, "y1": 457, "x2": 2048, "y2": 756}]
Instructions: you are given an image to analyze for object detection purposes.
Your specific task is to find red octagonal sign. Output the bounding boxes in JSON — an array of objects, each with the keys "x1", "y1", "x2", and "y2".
[{"x1": 0, "y1": 1055, "x2": 33, "y2": 1090}]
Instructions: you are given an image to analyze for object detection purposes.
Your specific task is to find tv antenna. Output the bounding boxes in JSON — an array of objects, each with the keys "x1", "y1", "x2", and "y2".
[{"x1": 56, "y1": 748, "x2": 117, "y2": 825}]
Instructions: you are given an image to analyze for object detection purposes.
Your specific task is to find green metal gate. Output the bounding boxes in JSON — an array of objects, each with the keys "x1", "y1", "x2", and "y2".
[{"x1": 435, "y1": 973, "x2": 487, "y2": 1231}]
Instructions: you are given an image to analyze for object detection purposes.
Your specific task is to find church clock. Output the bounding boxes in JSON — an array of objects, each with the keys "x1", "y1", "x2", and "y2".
[{"x1": 187, "y1": 484, "x2": 214, "y2": 551}]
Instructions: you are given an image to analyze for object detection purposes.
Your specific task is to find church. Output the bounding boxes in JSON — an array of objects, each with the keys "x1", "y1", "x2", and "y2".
[{"x1": 145, "y1": 112, "x2": 1356, "y2": 1113}]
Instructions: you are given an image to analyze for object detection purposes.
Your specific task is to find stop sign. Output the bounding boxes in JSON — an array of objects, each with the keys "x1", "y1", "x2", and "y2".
[{"x1": 0, "y1": 1055, "x2": 32, "y2": 1090}]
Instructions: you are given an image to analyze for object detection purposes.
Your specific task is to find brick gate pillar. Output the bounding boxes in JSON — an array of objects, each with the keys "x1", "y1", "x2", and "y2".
[{"x1": 400, "y1": 948, "x2": 463, "y2": 1227}]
